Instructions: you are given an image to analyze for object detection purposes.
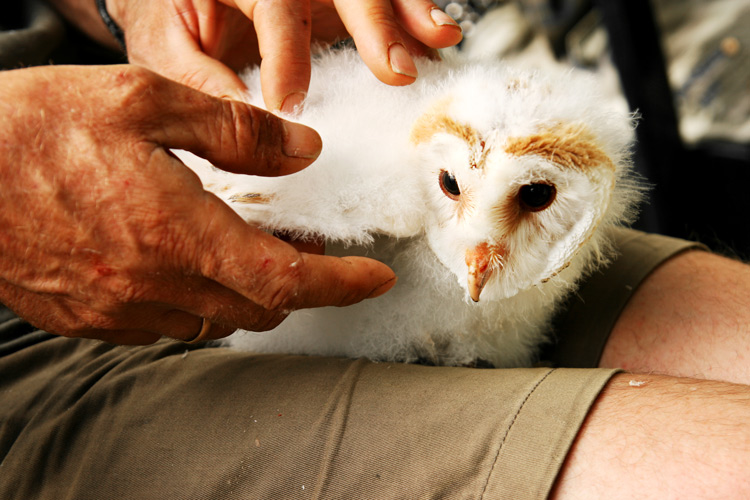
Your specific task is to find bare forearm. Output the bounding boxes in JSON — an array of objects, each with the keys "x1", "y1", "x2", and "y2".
[
  {"x1": 602, "y1": 250, "x2": 750, "y2": 385},
  {"x1": 46, "y1": 0, "x2": 121, "y2": 50},
  {"x1": 552, "y1": 373, "x2": 750, "y2": 499}
]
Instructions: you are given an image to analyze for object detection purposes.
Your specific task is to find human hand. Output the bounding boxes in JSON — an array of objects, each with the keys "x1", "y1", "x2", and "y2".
[
  {"x1": 0, "y1": 65, "x2": 396, "y2": 345},
  {"x1": 105, "y1": 0, "x2": 463, "y2": 110}
]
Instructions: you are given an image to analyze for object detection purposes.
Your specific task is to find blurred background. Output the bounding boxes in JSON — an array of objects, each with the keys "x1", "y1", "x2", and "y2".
[{"x1": 437, "y1": 0, "x2": 750, "y2": 259}]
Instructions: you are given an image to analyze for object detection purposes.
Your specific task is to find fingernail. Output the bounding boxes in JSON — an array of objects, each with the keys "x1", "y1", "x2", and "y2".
[
  {"x1": 430, "y1": 7, "x2": 459, "y2": 28},
  {"x1": 367, "y1": 276, "x2": 397, "y2": 299},
  {"x1": 282, "y1": 120, "x2": 322, "y2": 159},
  {"x1": 280, "y1": 91, "x2": 306, "y2": 116},
  {"x1": 388, "y1": 43, "x2": 418, "y2": 79}
]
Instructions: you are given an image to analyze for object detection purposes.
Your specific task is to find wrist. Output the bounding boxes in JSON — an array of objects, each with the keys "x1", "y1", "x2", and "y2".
[{"x1": 45, "y1": 0, "x2": 122, "y2": 50}]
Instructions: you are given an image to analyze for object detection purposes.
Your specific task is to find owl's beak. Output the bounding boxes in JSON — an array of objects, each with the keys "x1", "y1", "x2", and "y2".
[{"x1": 465, "y1": 242, "x2": 505, "y2": 302}]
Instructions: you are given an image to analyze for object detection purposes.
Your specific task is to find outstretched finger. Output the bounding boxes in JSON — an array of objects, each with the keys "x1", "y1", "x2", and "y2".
[
  {"x1": 238, "y1": 0, "x2": 313, "y2": 113},
  {"x1": 193, "y1": 196, "x2": 397, "y2": 313},
  {"x1": 131, "y1": 72, "x2": 322, "y2": 176},
  {"x1": 333, "y1": 0, "x2": 419, "y2": 86},
  {"x1": 391, "y1": 0, "x2": 463, "y2": 49}
]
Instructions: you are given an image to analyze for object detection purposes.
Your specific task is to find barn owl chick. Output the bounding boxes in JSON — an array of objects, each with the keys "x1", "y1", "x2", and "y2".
[{"x1": 179, "y1": 48, "x2": 641, "y2": 367}]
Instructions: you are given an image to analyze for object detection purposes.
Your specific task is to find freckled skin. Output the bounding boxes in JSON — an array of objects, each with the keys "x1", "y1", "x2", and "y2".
[{"x1": 0, "y1": 64, "x2": 394, "y2": 344}]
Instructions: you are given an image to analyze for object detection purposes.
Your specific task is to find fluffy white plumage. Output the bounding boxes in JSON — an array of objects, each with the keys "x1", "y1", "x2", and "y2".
[{"x1": 178, "y1": 47, "x2": 642, "y2": 367}]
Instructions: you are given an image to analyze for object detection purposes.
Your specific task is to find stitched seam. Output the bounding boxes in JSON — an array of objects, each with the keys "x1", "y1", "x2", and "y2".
[{"x1": 478, "y1": 368, "x2": 555, "y2": 499}]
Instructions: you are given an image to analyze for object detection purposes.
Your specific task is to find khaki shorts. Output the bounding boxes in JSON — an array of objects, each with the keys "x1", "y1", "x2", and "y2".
[{"x1": 0, "y1": 229, "x2": 702, "y2": 500}]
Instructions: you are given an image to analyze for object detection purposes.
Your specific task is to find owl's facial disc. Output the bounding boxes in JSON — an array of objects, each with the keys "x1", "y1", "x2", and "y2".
[{"x1": 465, "y1": 242, "x2": 506, "y2": 302}]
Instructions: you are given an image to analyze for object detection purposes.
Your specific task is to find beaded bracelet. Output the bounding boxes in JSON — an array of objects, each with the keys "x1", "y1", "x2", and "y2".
[{"x1": 96, "y1": 0, "x2": 126, "y2": 51}]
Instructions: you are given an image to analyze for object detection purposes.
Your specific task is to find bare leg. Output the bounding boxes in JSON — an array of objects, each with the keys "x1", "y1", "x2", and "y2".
[
  {"x1": 601, "y1": 250, "x2": 750, "y2": 384},
  {"x1": 552, "y1": 373, "x2": 750, "y2": 499}
]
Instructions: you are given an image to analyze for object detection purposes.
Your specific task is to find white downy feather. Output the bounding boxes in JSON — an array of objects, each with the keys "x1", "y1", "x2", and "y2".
[{"x1": 178, "y1": 47, "x2": 642, "y2": 367}]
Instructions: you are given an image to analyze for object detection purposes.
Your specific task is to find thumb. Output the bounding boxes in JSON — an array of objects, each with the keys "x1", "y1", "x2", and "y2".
[{"x1": 138, "y1": 72, "x2": 322, "y2": 177}]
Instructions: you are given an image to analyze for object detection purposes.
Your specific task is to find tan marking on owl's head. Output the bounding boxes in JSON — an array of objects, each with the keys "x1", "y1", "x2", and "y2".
[
  {"x1": 410, "y1": 99, "x2": 485, "y2": 169},
  {"x1": 229, "y1": 192, "x2": 273, "y2": 204},
  {"x1": 493, "y1": 123, "x2": 615, "y2": 251},
  {"x1": 503, "y1": 122, "x2": 614, "y2": 172}
]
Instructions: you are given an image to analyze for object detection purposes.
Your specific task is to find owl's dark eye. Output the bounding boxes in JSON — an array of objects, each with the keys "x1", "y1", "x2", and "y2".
[
  {"x1": 518, "y1": 183, "x2": 556, "y2": 212},
  {"x1": 439, "y1": 170, "x2": 461, "y2": 200}
]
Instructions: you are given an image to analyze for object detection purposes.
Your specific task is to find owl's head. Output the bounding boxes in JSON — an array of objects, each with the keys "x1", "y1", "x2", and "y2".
[{"x1": 410, "y1": 70, "x2": 636, "y2": 302}]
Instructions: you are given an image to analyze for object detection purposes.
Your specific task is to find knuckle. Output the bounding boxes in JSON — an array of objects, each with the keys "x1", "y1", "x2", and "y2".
[
  {"x1": 54, "y1": 315, "x2": 87, "y2": 338},
  {"x1": 362, "y1": 4, "x2": 402, "y2": 32},
  {"x1": 255, "y1": 263, "x2": 303, "y2": 312},
  {"x1": 107, "y1": 277, "x2": 148, "y2": 307},
  {"x1": 55, "y1": 306, "x2": 118, "y2": 337},
  {"x1": 208, "y1": 98, "x2": 289, "y2": 174},
  {"x1": 35, "y1": 302, "x2": 87, "y2": 337},
  {"x1": 253, "y1": 110, "x2": 286, "y2": 172},
  {"x1": 78, "y1": 309, "x2": 121, "y2": 331},
  {"x1": 107, "y1": 65, "x2": 161, "y2": 111},
  {"x1": 63, "y1": 281, "x2": 149, "y2": 335},
  {"x1": 221, "y1": 99, "x2": 255, "y2": 164},
  {"x1": 231, "y1": 102, "x2": 286, "y2": 173},
  {"x1": 84, "y1": 272, "x2": 151, "y2": 317}
]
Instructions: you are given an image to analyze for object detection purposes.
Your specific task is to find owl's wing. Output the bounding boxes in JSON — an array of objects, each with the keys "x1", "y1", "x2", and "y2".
[{"x1": 175, "y1": 149, "x2": 425, "y2": 246}]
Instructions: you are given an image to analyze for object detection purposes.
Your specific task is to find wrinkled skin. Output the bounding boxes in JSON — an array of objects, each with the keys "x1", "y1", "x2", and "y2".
[
  {"x1": 0, "y1": 65, "x2": 395, "y2": 344},
  {"x1": 2, "y1": 0, "x2": 460, "y2": 345}
]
